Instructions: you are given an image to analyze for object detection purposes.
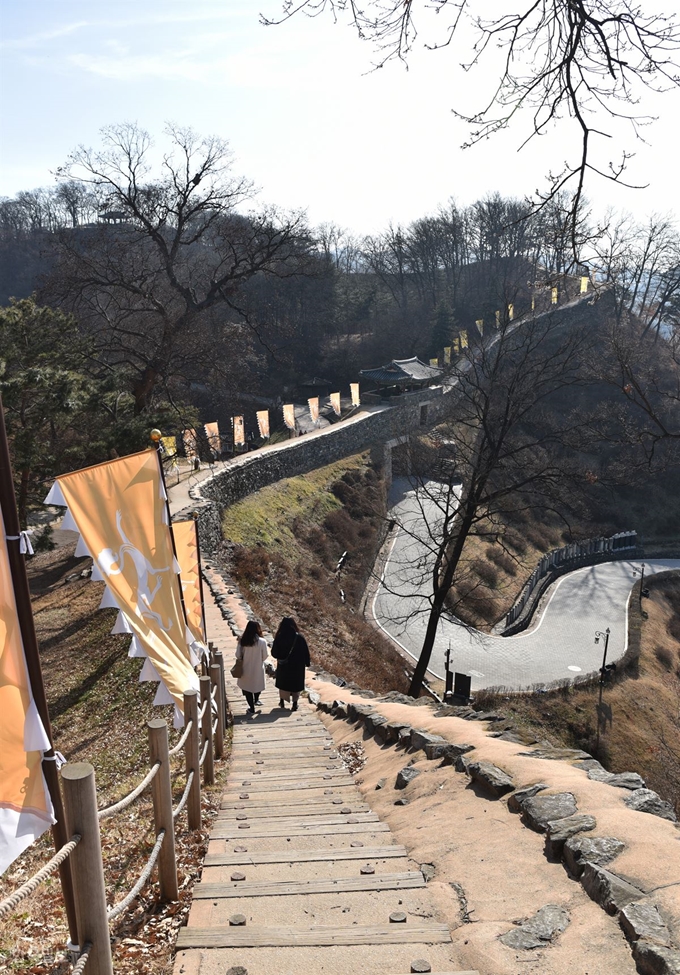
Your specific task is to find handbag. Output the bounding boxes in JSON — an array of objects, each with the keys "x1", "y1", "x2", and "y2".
[{"x1": 231, "y1": 655, "x2": 244, "y2": 678}]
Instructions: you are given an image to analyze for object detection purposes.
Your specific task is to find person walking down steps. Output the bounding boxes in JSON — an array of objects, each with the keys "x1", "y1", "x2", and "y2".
[
  {"x1": 271, "y1": 616, "x2": 310, "y2": 711},
  {"x1": 233, "y1": 620, "x2": 269, "y2": 714}
]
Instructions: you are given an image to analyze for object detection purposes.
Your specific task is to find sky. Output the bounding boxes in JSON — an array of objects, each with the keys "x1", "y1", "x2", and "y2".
[{"x1": 1, "y1": 0, "x2": 679, "y2": 235}]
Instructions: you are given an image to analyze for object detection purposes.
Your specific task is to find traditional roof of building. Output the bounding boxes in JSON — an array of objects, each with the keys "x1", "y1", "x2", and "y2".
[{"x1": 359, "y1": 357, "x2": 442, "y2": 385}]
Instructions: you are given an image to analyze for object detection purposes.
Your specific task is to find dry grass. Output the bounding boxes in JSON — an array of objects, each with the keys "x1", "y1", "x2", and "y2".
[
  {"x1": 0, "y1": 540, "x2": 230, "y2": 974},
  {"x1": 219, "y1": 452, "x2": 410, "y2": 694}
]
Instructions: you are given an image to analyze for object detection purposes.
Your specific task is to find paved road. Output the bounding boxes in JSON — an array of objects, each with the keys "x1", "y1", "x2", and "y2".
[{"x1": 373, "y1": 479, "x2": 680, "y2": 691}]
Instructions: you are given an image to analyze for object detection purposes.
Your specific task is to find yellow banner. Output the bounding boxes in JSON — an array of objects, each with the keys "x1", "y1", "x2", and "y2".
[
  {"x1": 0, "y1": 510, "x2": 53, "y2": 872},
  {"x1": 283, "y1": 404, "x2": 296, "y2": 430},
  {"x1": 161, "y1": 436, "x2": 177, "y2": 459},
  {"x1": 233, "y1": 415, "x2": 245, "y2": 446},
  {"x1": 172, "y1": 519, "x2": 204, "y2": 645},
  {"x1": 580, "y1": 275, "x2": 589, "y2": 293},
  {"x1": 350, "y1": 383, "x2": 360, "y2": 407},
  {"x1": 56, "y1": 450, "x2": 199, "y2": 714},
  {"x1": 204, "y1": 421, "x2": 221, "y2": 456},
  {"x1": 459, "y1": 330, "x2": 468, "y2": 349},
  {"x1": 508, "y1": 304, "x2": 514, "y2": 321},
  {"x1": 551, "y1": 286, "x2": 558, "y2": 305},
  {"x1": 531, "y1": 295, "x2": 535, "y2": 311},
  {"x1": 330, "y1": 392, "x2": 341, "y2": 416},
  {"x1": 495, "y1": 310, "x2": 501, "y2": 326},
  {"x1": 429, "y1": 357, "x2": 438, "y2": 367},
  {"x1": 475, "y1": 319, "x2": 484, "y2": 335},
  {"x1": 444, "y1": 347, "x2": 451, "y2": 364},
  {"x1": 308, "y1": 397, "x2": 319, "y2": 423},
  {"x1": 182, "y1": 428, "x2": 197, "y2": 459},
  {"x1": 453, "y1": 338, "x2": 460, "y2": 353},
  {"x1": 256, "y1": 410, "x2": 270, "y2": 438}
]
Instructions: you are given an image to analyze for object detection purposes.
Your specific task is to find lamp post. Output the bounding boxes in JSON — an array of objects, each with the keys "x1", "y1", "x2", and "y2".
[
  {"x1": 632, "y1": 562, "x2": 647, "y2": 618},
  {"x1": 594, "y1": 627, "x2": 610, "y2": 753}
]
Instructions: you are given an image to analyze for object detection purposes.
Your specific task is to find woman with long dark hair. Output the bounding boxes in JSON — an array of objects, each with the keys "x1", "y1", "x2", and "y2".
[
  {"x1": 234, "y1": 620, "x2": 269, "y2": 714},
  {"x1": 271, "y1": 616, "x2": 310, "y2": 711}
]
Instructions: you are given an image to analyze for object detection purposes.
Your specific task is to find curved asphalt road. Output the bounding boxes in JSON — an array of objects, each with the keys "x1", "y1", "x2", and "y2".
[{"x1": 373, "y1": 478, "x2": 680, "y2": 691}]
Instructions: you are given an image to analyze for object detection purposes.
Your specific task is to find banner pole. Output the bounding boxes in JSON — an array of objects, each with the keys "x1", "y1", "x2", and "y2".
[
  {"x1": 0, "y1": 394, "x2": 79, "y2": 944},
  {"x1": 192, "y1": 511, "x2": 208, "y2": 645},
  {"x1": 151, "y1": 436, "x2": 193, "y2": 651}
]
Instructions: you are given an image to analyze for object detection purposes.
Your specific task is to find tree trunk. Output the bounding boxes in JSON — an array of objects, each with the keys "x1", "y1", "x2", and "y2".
[
  {"x1": 132, "y1": 366, "x2": 158, "y2": 415},
  {"x1": 18, "y1": 466, "x2": 30, "y2": 529}
]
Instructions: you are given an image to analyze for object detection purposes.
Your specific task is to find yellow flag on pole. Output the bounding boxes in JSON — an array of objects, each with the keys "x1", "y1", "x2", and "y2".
[
  {"x1": 453, "y1": 338, "x2": 460, "y2": 353},
  {"x1": 330, "y1": 392, "x2": 341, "y2": 416},
  {"x1": 475, "y1": 319, "x2": 484, "y2": 336},
  {"x1": 495, "y1": 310, "x2": 501, "y2": 326},
  {"x1": 161, "y1": 436, "x2": 177, "y2": 459},
  {"x1": 172, "y1": 519, "x2": 204, "y2": 645},
  {"x1": 308, "y1": 397, "x2": 319, "y2": 423},
  {"x1": 444, "y1": 347, "x2": 451, "y2": 364},
  {"x1": 429, "y1": 357, "x2": 438, "y2": 367},
  {"x1": 55, "y1": 450, "x2": 199, "y2": 715},
  {"x1": 551, "y1": 287, "x2": 558, "y2": 305},
  {"x1": 459, "y1": 330, "x2": 468, "y2": 349},
  {"x1": 256, "y1": 410, "x2": 270, "y2": 438},
  {"x1": 580, "y1": 275, "x2": 589, "y2": 293},
  {"x1": 182, "y1": 428, "x2": 197, "y2": 459},
  {"x1": 283, "y1": 404, "x2": 296, "y2": 430},
  {"x1": 350, "y1": 383, "x2": 360, "y2": 407},
  {"x1": 204, "y1": 421, "x2": 221, "y2": 457},
  {"x1": 0, "y1": 510, "x2": 53, "y2": 873},
  {"x1": 233, "y1": 415, "x2": 245, "y2": 446},
  {"x1": 508, "y1": 304, "x2": 514, "y2": 321}
]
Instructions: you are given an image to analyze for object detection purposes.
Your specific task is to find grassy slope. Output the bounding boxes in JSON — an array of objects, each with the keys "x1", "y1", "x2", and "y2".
[
  {"x1": 219, "y1": 451, "x2": 411, "y2": 695},
  {"x1": 0, "y1": 540, "x2": 228, "y2": 975}
]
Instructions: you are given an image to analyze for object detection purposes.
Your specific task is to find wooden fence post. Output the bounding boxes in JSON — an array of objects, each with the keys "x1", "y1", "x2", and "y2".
[
  {"x1": 210, "y1": 663, "x2": 225, "y2": 759},
  {"x1": 184, "y1": 689, "x2": 201, "y2": 831},
  {"x1": 147, "y1": 719, "x2": 179, "y2": 902},
  {"x1": 61, "y1": 763, "x2": 113, "y2": 975},
  {"x1": 200, "y1": 676, "x2": 215, "y2": 786},
  {"x1": 214, "y1": 650, "x2": 229, "y2": 728}
]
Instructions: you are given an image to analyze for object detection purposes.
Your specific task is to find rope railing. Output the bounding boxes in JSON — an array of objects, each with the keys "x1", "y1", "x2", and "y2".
[
  {"x1": 210, "y1": 685, "x2": 217, "y2": 700},
  {"x1": 97, "y1": 762, "x2": 161, "y2": 820},
  {"x1": 198, "y1": 699, "x2": 208, "y2": 720},
  {"x1": 199, "y1": 738, "x2": 210, "y2": 768},
  {"x1": 168, "y1": 719, "x2": 193, "y2": 757},
  {"x1": 107, "y1": 830, "x2": 165, "y2": 922},
  {"x1": 71, "y1": 942, "x2": 92, "y2": 975},
  {"x1": 212, "y1": 718, "x2": 218, "y2": 736},
  {"x1": 172, "y1": 770, "x2": 194, "y2": 820},
  {"x1": 0, "y1": 835, "x2": 81, "y2": 920}
]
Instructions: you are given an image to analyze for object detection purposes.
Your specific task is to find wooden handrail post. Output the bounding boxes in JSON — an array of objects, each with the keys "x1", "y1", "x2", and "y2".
[
  {"x1": 147, "y1": 719, "x2": 179, "y2": 902},
  {"x1": 214, "y1": 651, "x2": 230, "y2": 729},
  {"x1": 183, "y1": 690, "x2": 201, "y2": 831},
  {"x1": 200, "y1": 676, "x2": 215, "y2": 786},
  {"x1": 61, "y1": 763, "x2": 113, "y2": 975},
  {"x1": 210, "y1": 663, "x2": 225, "y2": 759}
]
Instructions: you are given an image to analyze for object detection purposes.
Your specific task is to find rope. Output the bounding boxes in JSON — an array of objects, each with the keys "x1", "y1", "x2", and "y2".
[
  {"x1": 0, "y1": 835, "x2": 81, "y2": 920},
  {"x1": 210, "y1": 685, "x2": 217, "y2": 700},
  {"x1": 107, "y1": 830, "x2": 165, "y2": 922},
  {"x1": 212, "y1": 718, "x2": 218, "y2": 736},
  {"x1": 198, "y1": 700, "x2": 208, "y2": 720},
  {"x1": 71, "y1": 942, "x2": 92, "y2": 975},
  {"x1": 168, "y1": 720, "x2": 192, "y2": 757},
  {"x1": 199, "y1": 738, "x2": 209, "y2": 767},
  {"x1": 172, "y1": 770, "x2": 194, "y2": 820},
  {"x1": 98, "y1": 762, "x2": 161, "y2": 820}
]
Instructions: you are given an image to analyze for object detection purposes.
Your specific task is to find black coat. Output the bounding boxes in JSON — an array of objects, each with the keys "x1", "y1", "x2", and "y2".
[{"x1": 271, "y1": 632, "x2": 310, "y2": 693}]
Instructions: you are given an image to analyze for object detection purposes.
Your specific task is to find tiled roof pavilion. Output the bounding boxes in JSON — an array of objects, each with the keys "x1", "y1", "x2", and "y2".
[{"x1": 359, "y1": 356, "x2": 442, "y2": 386}]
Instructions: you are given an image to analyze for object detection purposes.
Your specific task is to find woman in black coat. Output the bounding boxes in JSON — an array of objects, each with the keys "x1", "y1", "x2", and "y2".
[{"x1": 271, "y1": 616, "x2": 310, "y2": 711}]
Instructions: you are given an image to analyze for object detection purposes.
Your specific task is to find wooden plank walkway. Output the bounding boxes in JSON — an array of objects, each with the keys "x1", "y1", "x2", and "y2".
[{"x1": 173, "y1": 583, "x2": 476, "y2": 975}]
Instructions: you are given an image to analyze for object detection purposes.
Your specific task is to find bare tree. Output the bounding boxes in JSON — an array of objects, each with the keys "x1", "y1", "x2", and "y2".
[
  {"x1": 265, "y1": 1, "x2": 680, "y2": 254},
  {"x1": 49, "y1": 123, "x2": 314, "y2": 412},
  {"x1": 378, "y1": 301, "x2": 602, "y2": 696}
]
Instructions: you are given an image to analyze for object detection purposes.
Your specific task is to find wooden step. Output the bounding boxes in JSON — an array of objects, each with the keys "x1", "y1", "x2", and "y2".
[
  {"x1": 177, "y1": 922, "x2": 452, "y2": 949},
  {"x1": 195, "y1": 871, "x2": 426, "y2": 899},
  {"x1": 216, "y1": 802, "x2": 369, "y2": 820},
  {"x1": 205, "y1": 845, "x2": 408, "y2": 866},
  {"x1": 220, "y1": 790, "x2": 360, "y2": 809},
  {"x1": 212, "y1": 821, "x2": 390, "y2": 840}
]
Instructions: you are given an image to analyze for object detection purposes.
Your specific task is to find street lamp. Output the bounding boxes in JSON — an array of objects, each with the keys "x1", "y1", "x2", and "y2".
[
  {"x1": 594, "y1": 627, "x2": 612, "y2": 753},
  {"x1": 632, "y1": 562, "x2": 648, "y2": 618}
]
